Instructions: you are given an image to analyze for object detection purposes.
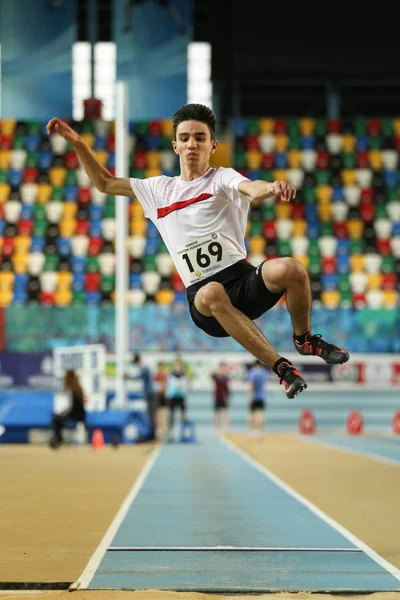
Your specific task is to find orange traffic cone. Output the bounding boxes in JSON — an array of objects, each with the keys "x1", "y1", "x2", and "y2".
[
  {"x1": 299, "y1": 409, "x2": 316, "y2": 434},
  {"x1": 347, "y1": 410, "x2": 363, "y2": 435},
  {"x1": 91, "y1": 428, "x2": 105, "y2": 449},
  {"x1": 392, "y1": 410, "x2": 400, "y2": 435}
]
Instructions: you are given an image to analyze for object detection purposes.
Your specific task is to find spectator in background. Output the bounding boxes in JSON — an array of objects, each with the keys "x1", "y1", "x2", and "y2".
[
  {"x1": 49, "y1": 369, "x2": 86, "y2": 449},
  {"x1": 154, "y1": 361, "x2": 169, "y2": 440},
  {"x1": 247, "y1": 360, "x2": 269, "y2": 436},
  {"x1": 131, "y1": 352, "x2": 156, "y2": 441},
  {"x1": 211, "y1": 362, "x2": 230, "y2": 431},
  {"x1": 165, "y1": 357, "x2": 191, "y2": 436}
]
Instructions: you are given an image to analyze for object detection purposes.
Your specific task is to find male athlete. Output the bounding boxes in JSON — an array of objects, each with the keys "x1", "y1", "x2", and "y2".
[{"x1": 47, "y1": 104, "x2": 349, "y2": 398}]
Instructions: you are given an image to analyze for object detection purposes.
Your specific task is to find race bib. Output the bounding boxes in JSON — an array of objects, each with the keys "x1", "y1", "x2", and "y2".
[{"x1": 176, "y1": 232, "x2": 233, "y2": 284}]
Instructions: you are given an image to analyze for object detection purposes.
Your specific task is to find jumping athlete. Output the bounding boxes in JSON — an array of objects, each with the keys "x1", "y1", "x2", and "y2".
[{"x1": 46, "y1": 104, "x2": 349, "y2": 398}]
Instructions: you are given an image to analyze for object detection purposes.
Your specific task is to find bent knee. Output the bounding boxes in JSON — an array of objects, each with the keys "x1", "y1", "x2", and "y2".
[
  {"x1": 262, "y1": 257, "x2": 307, "y2": 291},
  {"x1": 195, "y1": 281, "x2": 228, "y2": 313}
]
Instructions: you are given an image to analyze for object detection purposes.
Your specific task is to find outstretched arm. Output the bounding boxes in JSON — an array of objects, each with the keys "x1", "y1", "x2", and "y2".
[
  {"x1": 46, "y1": 117, "x2": 134, "y2": 197},
  {"x1": 238, "y1": 179, "x2": 296, "y2": 203}
]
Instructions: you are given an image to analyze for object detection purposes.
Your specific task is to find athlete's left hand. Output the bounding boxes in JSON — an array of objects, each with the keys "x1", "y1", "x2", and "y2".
[{"x1": 268, "y1": 180, "x2": 296, "y2": 202}]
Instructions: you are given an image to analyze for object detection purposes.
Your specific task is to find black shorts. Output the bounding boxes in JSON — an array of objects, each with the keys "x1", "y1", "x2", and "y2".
[
  {"x1": 169, "y1": 396, "x2": 186, "y2": 411},
  {"x1": 157, "y1": 394, "x2": 168, "y2": 408},
  {"x1": 186, "y1": 259, "x2": 283, "y2": 338},
  {"x1": 250, "y1": 399, "x2": 265, "y2": 412},
  {"x1": 214, "y1": 400, "x2": 228, "y2": 411}
]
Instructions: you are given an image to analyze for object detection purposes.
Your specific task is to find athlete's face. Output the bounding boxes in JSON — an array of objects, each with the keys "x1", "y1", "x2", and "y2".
[{"x1": 173, "y1": 120, "x2": 217, "y2": 167}]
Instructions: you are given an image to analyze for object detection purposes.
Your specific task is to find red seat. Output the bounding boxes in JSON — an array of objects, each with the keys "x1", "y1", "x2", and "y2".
[
  {"x1": 352, "y1": 292, "x2": 367, "y2": 308},
  {"x1": 292, "y1": 204, "x2": 305, "y2": 219},
  {"x1": 171, "y1": 272, "x2": 185, "y2": 292},
  {"x1": 322, "y1": 256, "x2": 337, "y2": 274},
  {"x1": 75, "y1": 219, "x2": 89, "y2": 235},
  {"x1": 395, "y1": 136, "x2": 400, "y2": 151},
  {"x1": 65, "y1": 150, "x2": 79, "y2": 169},
  {"x1": 356, "y1": 151, "x2": 369, "y2": 168},
  {"x1": 0, "y1": 134, "x2": 13, "y2": 150},
  {"x1": 88, "y1": 237, "x2": 103, "y2": 256},
  {"x1": 334, "y1": 222, "x2": 347, "y2": 238},
  {"x1": 39, "y1": 291, "x2": 55, "y2": 305},
  {"x1": 382, "y1": 273, "x2": 397, "y2": 290},
  {"x1": 246, "y1": 135, "x2": 259, "y2": 150},
  {"x1": 78, "y1": 187, "x2": 91, "y2": 205},
  {"x1": 2, "y1": 237, "x2": 15, "y2": 257},
  {"x1": 17, "y1": 219, "x2": 33, "y2": 236},
  {"x1": 0, "y1": 204, "x2": 4, "y2": 219},
  {"x1": 274, "y1": 119, "x2": 287, "y2": 134},
  {"x1": 133, "y1": 151, "x2": 147, "y2": 169},
  {"x1": 237, "y1": 168, "x2": 248, "y2": 177},
  {"x1": 360, "y1": 188, "x2": 374, "y2": 203},
  {"x1": 263, "y1": 220, "x2": 276, "y2": 240},
  {"x1": 316, "y1": 151, "x2": 329, "y2": 169},
  {"x1": 377, "y1": 239, "x2": 391, "y2": 256},
  {"x1": 149, "y1": 120, "x2": 162, "y2": 136},
  {"x1": 359, "y1": 202, "x2": 375, "y2": 222},
  {"x1": 107, "y1": 135, "x2": 115, "y2": 152},
  {"x1": 327, "y1": 119, "x2": 341, "y2": 133},
  {"x1": 261, "y1": 152, "x2": 274, "y2": 169},
  {"x1": 23, "y1": 167, "x2": 39, "y2": 183},
  {"x1": 367, "y1": 119, "x2": 381, "y2": 136},
  {"x1": 85, "y1": 272, "x2": 101, "y2": 291}
]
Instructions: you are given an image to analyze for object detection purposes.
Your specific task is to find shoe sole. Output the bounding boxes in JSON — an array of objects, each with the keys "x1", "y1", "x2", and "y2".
[
  {"x1": 286, "y1": 381, "x2": 308, "y2": 399},
  {"x1": 295, "y1": 348, "x2": 350, "y2": 366}
]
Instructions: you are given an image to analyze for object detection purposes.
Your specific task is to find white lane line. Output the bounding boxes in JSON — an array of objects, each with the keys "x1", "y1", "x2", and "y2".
[
  {"x1": 301, "y1": 435, "x2": 400, "y2": 466},
  {"x1": 69, "y1": 444, "x2": 163, "y2": 591},
  {"x1": 220, "y1": 436, "x2": 400, "y2": 583},
  {"x1": 108, "y1": 546, "x2": 361, "y2": 552}
]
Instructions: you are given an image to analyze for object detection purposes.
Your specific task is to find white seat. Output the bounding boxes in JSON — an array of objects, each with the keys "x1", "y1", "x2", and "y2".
[
  {"x1": 276, "y1": 218, "x2": 293, "y2": 240},
  {"x1": 364, "y1": 253, "x2": 382, "y2": 274},
  {"x1": 45, "y1": 201, "x2": 63, "y2": 224},
  {"x1": 291, "y1": 236, "x2": 309, "y2": 256},
  {"x1": 387, "y1": 202, "x2": 400, "y2": 221},
  {"x1": 76, "y1": 167, "x2": 91, "y2": 187},
  {"x1": 373, "y1": 218, "x2": 392, "y2": 239},
  {"x1": 128, "y1": 235, "x2": 146, "y2": 258},
  {"x1": 10, "y1": 149, "x2": 27, "y2": 169},
  {"x1": 343, "y1": 185, "x2": 360, "y2": 206},
  {"x1": 98, "y1": 253, "x2": 115, "y2": 275},
  {"x1": 156, "y1": 253, "x2": 173, "y2": 276},
  {"x1": 390, "y1": 237, "x2": 400, "y2": 258},
  {"x1": 20, "y1": 183, "x2": 38, "y2": 204},
  {"x1": 91, "y1": 186, "x2": 107, "y2": 205},
  {"x1": 40, "y1": 271, "x2": 58, "y2": 292},
  {"x1": 4, "y1": 200, "x2": 22, "y2": 223},
  {"x1": 301, "y1": 150, "x2": 317, "y2": 171},
  {"x1": 366, "y1": 290, "x2": 384, "y2": 309},
  {"x1": 318, "y1": 236, "x2": 337, "y2": 257},
  {"x1": 161, "y1": 151, "x2": 176, "y2": 171},
  {"x1": 127, "y1": 289, "x2": 146, "y2": 306},
  {"x1": 101, "y1": 218, "x2": 116, "y2": 241},
  {"x1": 93, "y1": 120, "x2": 109, "y2": 136},
  {"x1": 258, "y1": 133, "x2": 275, "y2": 153},
  {"x1": 127, "y1": 134, "x2": 135, "y2": 154},
  {"x1": 70, "y1": 235, "x2": 89, "y2": 256},
  {"x1": 349, "y1": 272, "x2": 367, "y2": 293},
  {"x1": 325, "y1": 134, "x2": 343, "y2": 154},
  {"x1": 355, "y1": 168, "x2": 373, "y2": 187},
  {"x1": 382, "y1": 150, "x2": 398, "y2": 170},
  {"x1": 248, "y1": 253, "x2": 265, "y2": 267},
  {"x1": 332, "y1": 202, "x2": 349, "y2": 221},
  {"x1": 28, "y1": 252, "x2": 45, "y2": 276},
  {"x1": 49, "y1": 133, "x2": 68, "y2": 154},
  {"x1": 287, "y1": 169, "x2": 304, "y2": 188},
  {"x1": 142, "y1": 272, "x2": 161, "y2": 295}
]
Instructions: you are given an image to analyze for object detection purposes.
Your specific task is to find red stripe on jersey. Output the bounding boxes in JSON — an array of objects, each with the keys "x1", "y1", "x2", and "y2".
[{"x1": 157, "y1": 193, "x2": 213, "y2": 219}]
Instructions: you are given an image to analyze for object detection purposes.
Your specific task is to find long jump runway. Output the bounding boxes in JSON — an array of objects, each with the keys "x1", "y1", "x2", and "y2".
[{"x1": 74, "y1": 433, "x2": 400, "y2": 593}]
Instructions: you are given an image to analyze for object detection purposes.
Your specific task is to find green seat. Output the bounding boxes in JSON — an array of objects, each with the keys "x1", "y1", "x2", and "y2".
[
  {"x1": 246, "y1": 119, "x2": 259, "y2": 136},
  {"x1": 381, "y1": 118, "x2": 393, "y2": 137},
  {"x1": 350, "y1": 239, "x2": 365, "y2": 254},
  {"x1": 277, "y1": 239, "x2": 291, "y2": 257},
  {"x1": 287, "y1": 119, "x2": 299, "y2": 137},
  {"x1": 26, "y1": 151, "x2": 39, "y2": 168},
  {"x1": 51, "y1": 187, "x2": 64, "y2": 201},
  {"x1": 303, "y1": 187, "x2": 317, "y2": 203},
  {"x1": 33, "y1": 219, "x2": 47, "y2": 237},
  {"x1": 288, "y1": 134, "x2": 301, "y2": 150},
  {"x1": 81, "y1": 120, "x2": 94, "y2": 134},
  {"x1": 143, "y1": 255, "x2": 157, "y2": 271},
  {"x1": 234, "y1": 152, "x2": 246, "y2": 169},
  {"x1": 28, "y1": 121, "x2": 41, "y2": 135},
  {"x1": 33, "y1": 205, "x2": 46, "y2": 219},
  {"x1": 86, "y1": 256, "x2": 99, "y2": 273},
  {"x1": 354, "y1": 117, "x2": 367, "y2": 136},
  {"x1": 250, "y1": 219, "x2": 262, "y2": 236},
  {"x1": 338, "y1": 274, "x2": 351, "y2": 292},
  {"x1": 66, "y1": 170, "x2": 77, "y2": 185},
  {"x1": 342, "y1": 152, "x2": 356, "y2": 168},
  {"x1": 315, "y1": 119, "x2": 326, "y2": 136},
  {"x1": 376, "y1": 204, "x2": 388, "y2": 218},
  {"x1": 135, "y1": 122, "x2": 149, "y2": 136},
  {"x1": 262, "y1": 204, "x2": 275, "y2": 220},
  {"x1": 104, "y1": 199, "x2": 115, "y2": 218},
  {"x1": 72, "y1": 290, "x2": 85, "y2": 304},
  {"x1": 44, "y1": 255, "x2": 59, "y2": 271},
  {"x1": 131, "y1": 169, "x2": 146, "y2": 179},
  {"x1": 12, "y1": 135, "x2": 25, "y2": 150},
  {"x1": 321, "y1": 222, "x2": 333, "y2": 236},
  {"x1": 386, "y1": 188, "x2": 398, "y2": 202},
  {"x1": 340, "y1": 289, "x2": 352, "y2": 305},
  {"x1": 161, "y1": 136, "x2": 174, "y2": 150},
  {"x1": 0, "y1": 170, "x2": 8, "y2": 184},
  {"x1": 315, "y1": 170, "x2": 330, "y2": 185},
  {"x1": 67, "y1": 143, "x2": 75, "y2": 152},
  {"x1": 101, "y1": 275, "x2": 115, "y2": 292},
  {"x1": 158, "y1": 240, "x2": 168, "y2": 253},
  {"x1": 381, "y1": 256, "x2": 394, "y2": 273},
  {"x1": 260, "y1": 169, "x2": 273, "y2": 181},
  {"x1": 308, "y1": 240, "x2": 320, "y2": 258},
  {"x1": 309, "y1": 255, "x2": 321, "y2": 275},
  {"x1": 368, "y1": 136, "x2": 382, "y2": 150}
]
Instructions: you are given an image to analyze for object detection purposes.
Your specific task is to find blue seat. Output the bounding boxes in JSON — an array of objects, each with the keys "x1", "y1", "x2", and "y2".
[
  {"x1": 356, "y1": 135, "x2": 368, "y2": 151},
  {"x1": 383, "y1": 170, "x2": 398, "y2": 188},
  {"x1": 233, "y1": 119, "x2": 247, "y2": 137},
  {"x1": 392, "y1": 222, "x2": 400, "y2": 236},
  {"x1": 147, "y1": 221, "x2": 159, "y2": 239},
  {"x1": 129, "y1": 273, "x2": 142, "y2": 289},
  {"x1": 25, "y1": 134, "x2": 39, "y2": 152},
  {"x1": 14, "y1": 273, "x2": 28, "y2": 291},
  {"x1": 64, "y1": 185, "x2": 78, "y2": 201},
  {"x1": 332, "y1": 186, "x2": 344, "y2": 202},
  {"x1": 337, "y1": 239, "x2": 350, "y2": 256},
  {"x1": 300, "y1": 136, "x2": 315, "y2": 150},
  {"x1": 89, "y1": 205, "x2": 104, "y2": 220},
  {"x1": 38, "y1": 151, "x2": 53, "y2": 170},
  {"x1": 71, "y1": 256, "x2": 87, "y2": 273},
  {"x1": 321, "y1": 273, "x2": 338, "y2": 290},
  {"x1": 305, "y1": 204, "x2": 318, "y2": 219},
  {"x1": 337, "y1": 254, "x2": 350, "y2": 273},
  {"x1": 20, "y1": 204, "x2": 34, "y2": 219},
  {"x1": 72, "y1": 272, "x2": 85, "y2": 291},
  {"x1": 57, "y1": 237, "x2": 71, "y2": 256},
  {"x1": 145, "y1": 239, "x2": 159, "y2": 256},
  {"x1": 94, "y1": 136, "x2": 106, "y2": 150},
  {"x1": 274, "y1": 151, "x2": 288, "y2": 169},
  {"x1": 89, "y1": 219, "x2": 102, "y2": 237},
  {"x1": 31, "y1": 236, "x2": 45, "y2": 252},
  {"x1": 174, "y1": 291, "x2": 186, "y2": 304},
  {"x1": 12, "y1": 289, "x2": 27, "y2": 304},
  {"x1": 9, "y1": 169, "x2": 23, "y2": 187},
  {"x1": 86, "y1": 291, "x2": 101, "y2": 304},
  {"x1": 307, "y1": 222, "x2": 320, "y2": 239},
  {"x1": 107, "y1": 153, "x2": 115, "y2": 169},
  {"x1": 146, "y1": 135, "x2": 161, "y2": 151}
]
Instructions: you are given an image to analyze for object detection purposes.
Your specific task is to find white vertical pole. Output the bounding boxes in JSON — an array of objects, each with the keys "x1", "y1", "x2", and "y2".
[{"x1": 115, "y1": 81, "x2": 129, "y2": 409}]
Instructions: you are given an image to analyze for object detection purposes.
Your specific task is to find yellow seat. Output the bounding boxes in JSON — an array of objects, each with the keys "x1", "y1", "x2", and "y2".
[
  {"x1": 55, "y1": 289, "x2": 72, "y2": 306},
  {"x1": 342, "y1": 134, "x2": 356, "y2": 152},
  {"x1": 367, "y1": 273, "x2": 382, "y2": 290},
  {"x1": 146, "y1": 151, "x2": 161, "y2": 169},
  {"x1": 259, "y1": 119, "x2": 275, "y2": 134},
  {"x1": 130, "y1": 201, "x2": 144, "y2": 219},
  {"x1": 275, "y1": 202, "x2": 292, "y2": 219},
  {"x1": 293, "y1": 255, "x2": 309, "y2": 269},
  {"x1": 57, "y1": 271, "x2": 73, "y2": 289},
  {"x1": 368, "y1": 150, "x2": 383, "y2": 170},
  {"x1": 0, "y1": 150, "x2": 11, "y2": 169},
  {"x1": 383, "y1": 290, "x2": 398, "y2": 308},
  {"x1": 49, "y1": 167, "x2": 66, "y2": 187},
  {"x1": 12, "y1": 253, "x2": 28, "y2": 274},
  {"x1": 62, "y1": 202, "x2": 78, "y2": 219},
  {"x1": 81, "y1": 133, "x2": 94, "y2": 148},
  {"x1": 0, "y1": 183, "x2": 10, "y2": 202},
  {"x1": 0, "y1": 272, "x2": 14, "y2": 290},
  {"x1": 14, "y1": 235, "x2": 31, "y2": 253},
  {"x1": 59, "y1": 218, "x2": 76, "y2": 237},
  {"x1": 0, "y1": 290, "x2": 12, "y2": 307},
  {"x1": 350, "y1": 254, "x2": 365, "y2": 272},
  {"x1": 249, "y1": 236, "x2": 265, "y2": 255},
  {"x1": 292, "y1": 219, "x2": 307, "y2": 237},
  {"x1": 130, "y1": 219, "x2": 147, "y2": 236},
  {"x1": 155, "y1": 289, "x2": 174, "y2": 305},
  {"x1": 274, "y1": 134, "x2": 288, "y2": 151},
  {"x1": 144, "y1": 168, "x2": 162, "y2": 178},
  {"x1": 288, "y1": 150, "x2": 302, "y2": 169},
  {"x1": 316, "y1": 185, "x2": 332, "y2": 204},
  {"x1": 347, "y1": 219, "x2": 364, "y2": 239},
  {"x1": 272, "y1": 169, "x2": 288, "y2": 182},
  {"x1": 246, "y1": 150, "x2": 262, "y2": 169},
  {"x1": 299, "y1": 118, "x2": 315, "y2": 136},
  {"x1": 341, "y1": 169, "x2": 357, "y2": 186},
  {"x1": 318, "y1": 204, "x2": 332, "y2": 222},
  {"x1": 94, "y1": 150, "x2": 108, "y2": 166},
  {"x1": 1, "y1": 119, "x2": 16, "y2": 135},
  {"x1": 210, "y1": 142, "x2": 231, "y2": 168},
  {"x1": 321, "y1": 290, "x2": 340, "y2": 309},
  {"x1": 162, "y1": 119, "x2": 174, "y2": 137},
  {"x1": 37, "y1": 183, "x2": 52, "y2": 204},
  {"x1": 393, "y1": 119, "x2": 400, "y2": 136}
]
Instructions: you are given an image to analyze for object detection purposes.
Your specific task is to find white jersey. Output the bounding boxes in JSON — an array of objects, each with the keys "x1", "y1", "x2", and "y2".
[{"x1": 129, "y1": 167, "x2": 251, "y2": 287}]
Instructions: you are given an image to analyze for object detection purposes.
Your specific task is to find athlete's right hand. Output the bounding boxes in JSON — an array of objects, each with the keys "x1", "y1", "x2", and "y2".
[{"x1": 46, "y1": 117, "x2": 80, "y2": 145}]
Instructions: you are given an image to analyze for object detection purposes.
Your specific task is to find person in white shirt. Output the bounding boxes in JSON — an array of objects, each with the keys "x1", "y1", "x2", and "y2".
[{"x1": 46, "y1": 104, "x2": 349, "y2": 399}]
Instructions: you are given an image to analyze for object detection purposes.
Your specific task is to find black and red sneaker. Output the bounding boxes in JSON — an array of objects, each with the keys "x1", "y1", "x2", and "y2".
[
  {"x1": 293, "y1": 333, "x2": 350, "y2": 365},
  {"x1": 277, "y1": 361, "x2": 308, "y2": 399}
]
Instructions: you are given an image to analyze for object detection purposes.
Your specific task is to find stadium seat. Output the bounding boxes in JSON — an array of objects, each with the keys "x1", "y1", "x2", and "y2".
[
  {"x1": 71, "y1": 235, "x2": 89, "y2": 256},
  {"x1": 127, "y1": 288, "x2": 146, "y2": 306}
]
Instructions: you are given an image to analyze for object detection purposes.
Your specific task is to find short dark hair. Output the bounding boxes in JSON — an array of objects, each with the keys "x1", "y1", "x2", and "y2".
[
  {"x1": 133, "y1": 352, "x2": 141, "y2": 364},
  {"x1": 172, "y1": 103, "x2": 216, "y2": 140}
]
